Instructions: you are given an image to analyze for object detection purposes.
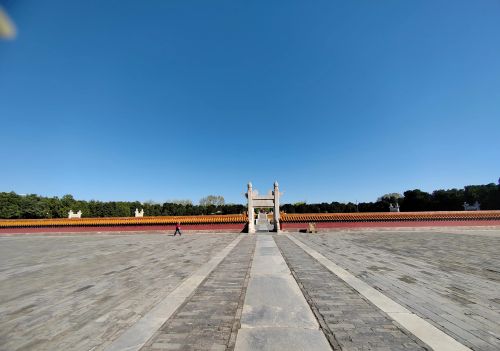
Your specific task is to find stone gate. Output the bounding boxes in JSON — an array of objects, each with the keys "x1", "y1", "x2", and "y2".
[{"x1": 246, "y1": 181, "x2": 281, "y2": 233}]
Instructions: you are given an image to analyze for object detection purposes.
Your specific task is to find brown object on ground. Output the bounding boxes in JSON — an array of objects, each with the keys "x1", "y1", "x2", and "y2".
[{"x1": 307, "y1": 222, "x2": 317, "y2": 233}]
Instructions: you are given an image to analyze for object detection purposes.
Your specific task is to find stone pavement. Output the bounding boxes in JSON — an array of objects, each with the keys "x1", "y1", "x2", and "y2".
[
  {"x1": 292, "y1": 229, "x2": 500, "y2": 351},
  {"x1": 0, "y1": 233, "x2": 238, "y2": 351},
  {"x1": 0, "y1": 228, "x2": 499, "y2": 351},
  {"x1": 275, "y1": 235, "x2": 428, "y2": 351},
  {"x1": 140, "y1": 235, "x2": 255, "y2": 351},
  {"x1": 234, "y1": 235, "x2": 331, "y2": 351}
]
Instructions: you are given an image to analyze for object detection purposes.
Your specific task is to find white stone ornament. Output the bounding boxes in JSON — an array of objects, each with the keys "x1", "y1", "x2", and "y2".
[
  {"x1": 389, "y1": 203, "x2": 400, "y2": 212},
  {"x1": 68, "y1": 210, "x2": 82, "y2": 218},
  {"x1": 463, "y1": 201, "x2": 480, "y2": 211}
]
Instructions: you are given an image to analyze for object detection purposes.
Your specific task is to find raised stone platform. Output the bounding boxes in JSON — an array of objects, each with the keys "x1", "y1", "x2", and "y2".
[{"x1": 1, "y1": 227, "x2": 499, "y2": 351}]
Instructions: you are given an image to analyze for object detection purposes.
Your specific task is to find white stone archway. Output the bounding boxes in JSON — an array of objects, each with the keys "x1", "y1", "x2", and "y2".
[{"x1": 245, "y1": 181, "x2": 281, "y2": 233}]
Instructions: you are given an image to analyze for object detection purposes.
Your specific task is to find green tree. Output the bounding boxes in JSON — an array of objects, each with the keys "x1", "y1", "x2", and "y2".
[
  {"x1": 431, "y1": 189, "x2": 464, "y2": 211},
  {"x1": 400, "y1": 189, "x2": 432, "y2": 211},
  {"x1": 0, "y1": 192, "x2": 21, "y2": 218},
  {"x1": 18, "y1": 194, "x2": 51, "y2": 219}
]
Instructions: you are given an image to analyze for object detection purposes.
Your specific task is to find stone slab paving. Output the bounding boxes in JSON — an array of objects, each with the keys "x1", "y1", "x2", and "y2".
[
  {"x1": 2, "y1": 228, "x2": 499, "y2": 351},
  {"x1": 234, "y1": 235, "x2": 331, "y2": 351},
  {"x1": 275, "y1": 235, "x2": 428, "y2": 351},
  {"x1": 140, "y1": 235, "x2": 255, "y2": 351},
  {"x1": 0, "y1": 233, "x2": 238, "y2": 351},
  {"x1": 292, "y1": 229, "x2": 500, "y2": 351}
]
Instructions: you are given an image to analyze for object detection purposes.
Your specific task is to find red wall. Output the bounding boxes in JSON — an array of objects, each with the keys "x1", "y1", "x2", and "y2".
[
  {"x1": 2, "y1": 220, "x2": 500, "y2": 235},
  {"x1": 0, "y1": 223, "x2": 246, "y2": 235},
  {"x1": 281, "y1": 220, "x2": 500, "y2": 230}
]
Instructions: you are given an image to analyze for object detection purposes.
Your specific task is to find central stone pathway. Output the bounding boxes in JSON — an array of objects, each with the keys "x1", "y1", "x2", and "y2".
[{"x1": 234, "y1": 234, "x2": 331, "y2": 350}]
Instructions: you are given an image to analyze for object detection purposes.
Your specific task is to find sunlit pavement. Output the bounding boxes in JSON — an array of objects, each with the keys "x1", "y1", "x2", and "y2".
[{"x1": 1, "y1": 228, "x2": 499, "y2": 350}]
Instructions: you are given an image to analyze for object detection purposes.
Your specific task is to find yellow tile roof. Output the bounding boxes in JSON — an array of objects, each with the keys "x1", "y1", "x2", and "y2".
[
  {"x1": 1, "y1": 211, "x2": 499, "y2": 228},
  {"x1": 280, "y1": 210, "x2": 500, "y2": 222},
  {"x1": 0, "y1": 214, "x2": 248, "y2": 228}
]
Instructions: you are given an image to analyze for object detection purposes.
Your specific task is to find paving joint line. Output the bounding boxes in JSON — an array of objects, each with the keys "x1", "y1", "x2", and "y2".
[
  {"x1": 302, "y1": 231, "x2": 500, "y2": 350},
  {"x1": 105, "y1": 234, "x2": 245, "y2": 351},
  {"x1": 139, "y1": 235, "x2": 256, "y2": 351},
  {"x1": 276, "y1": 235, "x2": 431, "y2": 350},
  {"x1": 286, "y1": 233, "x2": 473, "y2": 351},
  {"x1": 227, "y1": 237, "x2": 256, "y2": 351},
  {"x1": 273, "y1": 236, "x2": 342, "y2": 350}
]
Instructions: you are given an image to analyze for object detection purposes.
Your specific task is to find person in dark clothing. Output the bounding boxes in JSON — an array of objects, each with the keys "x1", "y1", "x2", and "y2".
[{"x1": 174, "y1": 222, "x2": 182, "y2": 236}]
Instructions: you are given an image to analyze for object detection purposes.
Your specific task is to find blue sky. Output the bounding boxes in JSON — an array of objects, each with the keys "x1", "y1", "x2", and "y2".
[{"x1": 1, "y1": 0, "x2": 499, "y2": 204}]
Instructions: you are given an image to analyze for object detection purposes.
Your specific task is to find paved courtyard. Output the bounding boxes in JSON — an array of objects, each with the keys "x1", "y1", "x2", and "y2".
[
  {"x1": 0, "y1": 228, "x2": 499, "y2": 351},
  {"x1": 0, "y1": 234, "x2": 238, "y2": 351}
]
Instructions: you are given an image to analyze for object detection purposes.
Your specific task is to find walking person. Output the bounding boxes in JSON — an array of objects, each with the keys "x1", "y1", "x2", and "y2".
[{"x1": 174, "y1": 222, "x2": 182, "y2": 236}]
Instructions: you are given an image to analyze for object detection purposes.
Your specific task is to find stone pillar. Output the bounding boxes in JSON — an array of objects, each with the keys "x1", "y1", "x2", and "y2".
[
  {"x1": 273, "y1": 181, "x2": 280, "y2": 232},
  {"x1": 247, "y1": 182, "x2": 255, "y2": 233}
]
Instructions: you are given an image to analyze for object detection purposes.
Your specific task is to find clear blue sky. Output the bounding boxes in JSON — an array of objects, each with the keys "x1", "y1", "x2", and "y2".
[{"x1": 1, "y1": 0, "x2": 499, "y2": 204}]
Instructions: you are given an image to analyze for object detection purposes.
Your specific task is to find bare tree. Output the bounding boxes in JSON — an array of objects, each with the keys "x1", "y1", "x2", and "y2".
[
  {"x1": 166, "y1": 199, "x2": 193, "y2": 206},
  {"x1": 199, "y1": 195, "x2": 225, "y2": 206},
  {"x1": 377, "y1": 193, "x2": 403, "y2": 202}
]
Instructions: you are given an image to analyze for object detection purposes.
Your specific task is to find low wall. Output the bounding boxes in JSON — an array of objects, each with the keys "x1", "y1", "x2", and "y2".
[
  {"x1": 0, "y1": 223, "x2": 246, "y2": 235},
  {"x1": 1, "y1": 211, "x2": 500, "y2": 234},
  {"x1": 279, "y1": 210, "x2": 500, "y2": 231},
  {"x1": 280, "y1": 210, "x2": 500, "y2": 222},
  {"x1": 0, "y1": 214, "x2": 248, "y2": 235},
  {"x1": 0, "y1": 214, "x2": 247, "y2": 228},
  {"x1": 281, "y1": 220, "x2": 500, "y2": 231}
]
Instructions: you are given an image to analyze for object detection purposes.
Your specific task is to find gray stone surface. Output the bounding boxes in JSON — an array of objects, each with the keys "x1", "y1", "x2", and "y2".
[
  {"x1": 234, "y1": 328, "x2": 332, "y2": 351},
  {"x1": 1, "y1": 228, "x2": 499, "y2": 351},
  {"x1": 292, "y1": 229, "x2": 500, "y2": 351},
  {"x1": 285, "y1": 234, "x2": 471, "y2": 351},
  {"x1": 235, "y1": 235, "x2": 331, "y2": 351},
  {"x1": 240, "y1": 275, "x2": 319, "y2": 329},
  {"x1": 0, "y1": 233, "x2": 238, "y2": 351},
  {"x1": 239, "y1": 235, "x2": 319, "y2": 330},
  {"x1": 107, "y1": 235, "x2": 245, "y2": 351},
  {"x1": 275, "y1": 235, "x2": 428, "y2": 351},
  {"x1": 140, "y1": 235, "x2": 256, "y2": 351},
  {"x1": 255, "y1": 212, "x2": 273, "y2": 232}
]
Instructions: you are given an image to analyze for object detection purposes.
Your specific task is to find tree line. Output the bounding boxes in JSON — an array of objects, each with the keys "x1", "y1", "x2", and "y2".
[
  {"x1": 0, "y1": 193, "x2": 245, "y2": 219},
  {"x1": 281, "y1": 183, "x2": 500, "y2": 213},
  {"x1": 1, "y1": 181, "x2": 499, "y2": 219}
]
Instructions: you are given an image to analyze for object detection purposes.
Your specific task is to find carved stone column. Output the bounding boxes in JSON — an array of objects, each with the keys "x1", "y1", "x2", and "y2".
[
  {"x1": 273, "y1": 181, "x2": 281, "y2": 232},
  {"x1": 247, "y1": 182, "x2": 255, "y2": 233}
]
